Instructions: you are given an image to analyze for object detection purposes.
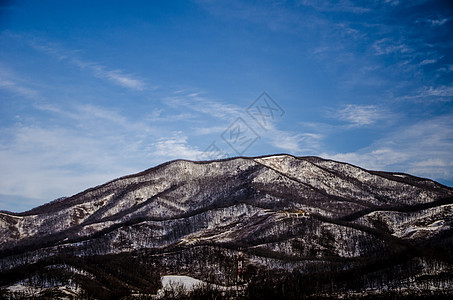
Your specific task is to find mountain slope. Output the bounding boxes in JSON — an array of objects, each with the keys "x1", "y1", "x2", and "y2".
[{"x1": 1, "y1": 154, "x2": 453, "y2": 299}]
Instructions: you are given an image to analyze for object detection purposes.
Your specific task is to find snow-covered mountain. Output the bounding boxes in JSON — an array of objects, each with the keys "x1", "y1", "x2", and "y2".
[{"x1": 1, "y1": 155, "x2": 452, "y2": 299}]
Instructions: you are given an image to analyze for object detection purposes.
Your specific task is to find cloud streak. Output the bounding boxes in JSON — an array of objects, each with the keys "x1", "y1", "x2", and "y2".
[
  {"x1": 165, "y1": 91, "x2": 320, "y2": 156},
  {"x1": 0, "y1": 103, "x2": 165, "y2": 209},
  {"x1": 151, "y1": 133, "x2": 204, "y2": 160},
  {"x1": 372, "y1": 38, "x2": 412, "y2": 56},
  {"x1": 329, "y1": 104, "x2": 394, "y2": 128},
  {"x1": 164, "y1": 91, "x2": 242, "y2": 121},
  {"x1": 72, "y1": 59, "x2": 147, "y2": 90},
  {"x1": 30, "y1": 40, "x2": 148, "y2": 91},
  {"x1": 321, "y1": 114, "x2": 453, "y2": 184},
  {"x1": 299, "y1": 0, "x2": 370, "y2": 14},
  {"x1": 0, "y1": 66, "x2": 40, "y2": 99},
  {"x1": 397, "y1": 85, "x2": 453, "y2": 102},
  {"x1": 0, "y1": 125, "x2": 131, "y2": 203}
]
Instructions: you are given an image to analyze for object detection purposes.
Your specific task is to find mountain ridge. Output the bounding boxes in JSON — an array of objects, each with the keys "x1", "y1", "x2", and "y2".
[
  {"x1": 1, "y1": 154, "x2": 452, "y2": 299},
  {"x1": 3, "y1": 154, "x2": 450, "y2": 216}
]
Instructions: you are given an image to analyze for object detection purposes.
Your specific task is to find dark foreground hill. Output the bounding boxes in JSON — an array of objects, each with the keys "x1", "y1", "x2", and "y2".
[{"x1": 1, "y1": 154, "x2": 453, "y2": 299}]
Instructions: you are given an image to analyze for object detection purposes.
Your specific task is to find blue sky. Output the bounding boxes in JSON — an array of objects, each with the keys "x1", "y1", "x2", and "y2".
[{"x1": 1, "y1": 0, "x2": 452, "y2": 212}]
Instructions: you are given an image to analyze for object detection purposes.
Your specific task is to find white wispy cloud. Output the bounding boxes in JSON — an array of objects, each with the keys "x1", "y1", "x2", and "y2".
[
  {"x1": 0, "y1": 66, "x2": 40, "y2": 99},
  {"x1": 30, "y1": 40, "x2": 148, "y2": 91},
  {"x1": 300, "y1": 0, "x2": 370, "y2": 13},
  {"x1": 164, "y1": 91, "x2": 243, "y2": 121},
  {"x1": 321, "y1": 114, "x2": 453, "y2": 183},
  {"x1": 372, "y1": 38, "x2": 412, "y2": 55},
  {"x1": 165, "y1": 91, "x2": 320, "y2": 156},
  {"x1": 0, "y1": 79, "x2": 38, "y2": 99},
  {"x1": 193, "y1": 126, "x2": 229, "y2": 135},
  {"x1": 330, "y1": 104, "x2": 393, "y2": 128},
  {"x1": 437, "y1": 64, "x2": 453, "y2": 73},
  {"x1": 431, "y1": 18, "x2": 448, "y2": 26},
  {"x1": 419, "y1": 58, "x2": 437, "y2": 65},
  {"x1": 151, "y1": 133, "x2": 203, "y2": 160},
  {"x1": 397, "y1": 85, "x2": 453, "y2": 102},
  {"x1": 197, "y1": 0, "x2": 325, "y2": 35},
  {"x1": 322, "y1": 149, "x2": 409, "y2": 172},
  {"x1": 0, "y1": 125, "x2": 135, "y2": 203},
  {"x1": 381, "y1": 0, "x2": 400, "y2": 6},
  {"x1": 72, "y1": 59, "x2": 147, "y2": 90},
  {"x1": 417, "y1": 17, "x2": 450, "y2": 27},
  {"x1": 35, "y1": 103, "x2": 154, "y2": 136},
  {"x1": 268, "y1": 130, "x2": 323, "y2": 155},
  {"x1": 0, "y1": 103, "x2": 167, "y2": 208},
  {"x1": 146, "y1": 111, "x2": 199, "y2": 123}
]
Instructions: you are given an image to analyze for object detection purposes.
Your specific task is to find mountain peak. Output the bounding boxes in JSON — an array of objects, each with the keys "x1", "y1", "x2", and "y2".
[{"x1": 1, "y1": 156, "x2": 452, "y2": 298}]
